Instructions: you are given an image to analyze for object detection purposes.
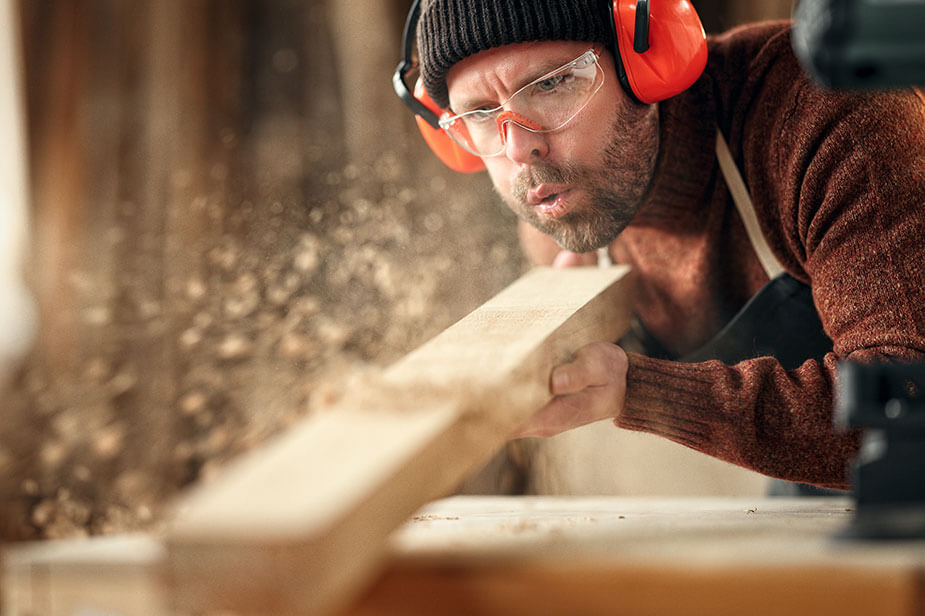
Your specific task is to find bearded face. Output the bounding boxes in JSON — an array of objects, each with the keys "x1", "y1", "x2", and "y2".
[
  {"x1": 446, "y1": 41, "x2": 660, "y2": 254},
  {"x1": 503, "y1": 103, "x2": 659, "y2": 253}
]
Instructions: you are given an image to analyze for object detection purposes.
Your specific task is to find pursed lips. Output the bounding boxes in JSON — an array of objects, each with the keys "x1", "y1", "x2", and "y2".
[{"x1": 527, "y1": 184, "x2": 574, "y2": 218}]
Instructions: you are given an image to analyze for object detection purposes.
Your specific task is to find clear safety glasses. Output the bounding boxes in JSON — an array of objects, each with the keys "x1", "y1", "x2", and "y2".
[{"x1": 438, "y1": 49, "x2": 604, "y2": 158}]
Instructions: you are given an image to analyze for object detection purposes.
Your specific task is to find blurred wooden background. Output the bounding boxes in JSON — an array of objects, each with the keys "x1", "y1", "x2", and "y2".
[{"x1": 1, "y1": 0, "x2": 794, "y2": 541}]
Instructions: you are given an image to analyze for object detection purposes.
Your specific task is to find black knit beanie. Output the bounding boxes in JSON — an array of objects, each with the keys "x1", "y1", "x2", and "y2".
[{"x1": 417, "y1": 0, "x2": 614, "y2": 109}]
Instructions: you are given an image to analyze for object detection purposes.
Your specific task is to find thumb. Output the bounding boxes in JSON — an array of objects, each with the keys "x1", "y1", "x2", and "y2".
[{"x1": 550, "y1": 361, "x2": 590, "y2": 395}]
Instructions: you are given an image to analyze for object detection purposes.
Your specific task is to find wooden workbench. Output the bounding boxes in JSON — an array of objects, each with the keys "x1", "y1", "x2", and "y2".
[
  {"x1": 4, "y1": 496, "x2": 924, "y2": 615},
  {"x1": 343, "y1": 496, "x2": 925, "y2": 616}
]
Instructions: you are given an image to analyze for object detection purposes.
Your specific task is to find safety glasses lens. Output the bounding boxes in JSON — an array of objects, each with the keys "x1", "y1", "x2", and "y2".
[{"x1": 439, "y1": 50, "x2": 603, "y2": 157}]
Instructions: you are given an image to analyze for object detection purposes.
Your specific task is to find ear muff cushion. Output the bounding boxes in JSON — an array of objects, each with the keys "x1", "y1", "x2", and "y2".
[
  {"x1": 613, "y1": 0, "x2": 707, "y2": 104},
  {"x1": 413, "y1": 79, "x2": 485, "y2": 173}
]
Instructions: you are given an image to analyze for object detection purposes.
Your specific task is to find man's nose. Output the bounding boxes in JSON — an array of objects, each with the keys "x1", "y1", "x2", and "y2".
[{"x1": 497, "y1": 110, "x2": 548, "y2": 164}]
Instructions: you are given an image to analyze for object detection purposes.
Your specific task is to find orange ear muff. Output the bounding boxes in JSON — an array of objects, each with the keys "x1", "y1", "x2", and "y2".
[
  {"x1": 413, "y1": 79, "x2": 486, "y2": 174},
  {"x1": 612, "y1": 0, "x2": 707, "y2": 104}
]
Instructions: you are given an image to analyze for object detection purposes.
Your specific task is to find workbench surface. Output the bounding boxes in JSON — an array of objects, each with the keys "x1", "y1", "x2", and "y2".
[
  {"x1": 4, "y1": 496, "x2": 924, "y2": 616},
  {"x1": 349, "y1": 496, "x2": 925, "y2": 616}
]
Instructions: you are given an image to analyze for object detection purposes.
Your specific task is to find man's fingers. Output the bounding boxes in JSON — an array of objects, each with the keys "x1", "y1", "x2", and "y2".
[
  {"x1": 550, "y1": 342, "x2": 617, "y2": 395},
  {"x1": 513, "y1": 342, "x2": 628, "y2": 439},
  {"x1": 513, "y1": 391, "x2": 599, "y2": 438}
]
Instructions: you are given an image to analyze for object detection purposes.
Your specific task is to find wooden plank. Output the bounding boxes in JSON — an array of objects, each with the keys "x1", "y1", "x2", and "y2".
[{"x1": 165, "y1": 266, "x2": 633, "y2": 616}]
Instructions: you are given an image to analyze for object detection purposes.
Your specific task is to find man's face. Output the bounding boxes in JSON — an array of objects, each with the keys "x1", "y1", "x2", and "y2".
[{"x1": 445, "y1": 40, "x2": 659, "y2": 253}]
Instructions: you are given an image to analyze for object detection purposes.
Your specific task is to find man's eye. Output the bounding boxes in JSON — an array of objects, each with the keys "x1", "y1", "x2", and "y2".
[
  {"x1": 535, "y1": 74, "x2": 566, "y2": 92},
  {"x1": 466, "y1": 109, "x2": 495, "y2": 124}
]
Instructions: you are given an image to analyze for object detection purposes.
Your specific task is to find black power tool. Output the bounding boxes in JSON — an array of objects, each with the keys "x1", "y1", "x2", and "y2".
[
  {"x1": 836, "y1": 361, "x2": 925, "y2": 540},
  {"x1": 792, "y1": 0, "x2": 925, "y2": 90}
]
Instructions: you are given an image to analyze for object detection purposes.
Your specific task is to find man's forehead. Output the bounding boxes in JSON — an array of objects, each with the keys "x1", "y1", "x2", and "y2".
[{"x1": 445, "y1": 40, "x2": 592, "y2": 106}]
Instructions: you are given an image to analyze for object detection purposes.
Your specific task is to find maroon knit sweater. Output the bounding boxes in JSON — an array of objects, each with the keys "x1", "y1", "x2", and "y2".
[{"x1": 611, "y1": 21, "x2": 925, "y2": 490}]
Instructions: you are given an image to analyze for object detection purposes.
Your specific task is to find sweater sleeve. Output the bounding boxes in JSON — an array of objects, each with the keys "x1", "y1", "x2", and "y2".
[
  {"x1": 620, "y1": 352, "x2": 859, "y2": 489},
  {"x1": 618, "y1": 32, "x2": 925, "y2": 490}
]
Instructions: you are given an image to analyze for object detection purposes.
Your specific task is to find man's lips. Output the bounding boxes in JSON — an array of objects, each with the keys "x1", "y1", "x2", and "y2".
[{"x1": 527, "y1": 184, "x2": 574, "y2": 219}]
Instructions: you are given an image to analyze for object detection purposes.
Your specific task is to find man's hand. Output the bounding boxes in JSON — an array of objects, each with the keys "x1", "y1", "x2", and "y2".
[
  {"x1": 551, "y1": 249, "x2": 598, "y2": 268},
  {"x1": 513, "y1": 342, "x2": 628, "y2": 438}
]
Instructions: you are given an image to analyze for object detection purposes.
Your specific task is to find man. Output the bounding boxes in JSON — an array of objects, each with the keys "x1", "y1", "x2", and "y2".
[{"x1": 402, "y1": 0, "x2": 925, "y2": 490}]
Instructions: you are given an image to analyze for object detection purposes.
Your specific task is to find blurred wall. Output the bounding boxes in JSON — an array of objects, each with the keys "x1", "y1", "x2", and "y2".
[
  {"x1": 2, "y1": 0, "x2": 519, "y2": 540},
  {"x1": 694, "y1": 0, "x2": 794, "y2": 32},
  {"x1": 0, "y1": 0, "x2": 34, "y2": 386}
]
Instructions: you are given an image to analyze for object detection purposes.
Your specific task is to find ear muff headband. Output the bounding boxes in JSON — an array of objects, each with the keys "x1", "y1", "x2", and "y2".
[
  {"x1": 392, "y1": 0, "x2": 485, "y2": 173},
  {"x1": 393, "y1": 0, "x2": 707, "y2": 172}
]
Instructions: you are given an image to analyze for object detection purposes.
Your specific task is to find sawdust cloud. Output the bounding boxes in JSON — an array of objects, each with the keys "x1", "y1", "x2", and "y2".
[{"x1": 0, "y1": 1, "x2": 525, "y2": 541}]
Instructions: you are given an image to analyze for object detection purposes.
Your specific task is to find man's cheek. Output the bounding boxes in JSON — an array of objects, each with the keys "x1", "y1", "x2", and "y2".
[
  {"x1": 486, "y1": 170, "x2": 515, "y2": 204},
  {"x1": 484, "y1": 166, "x2": 505, "y2": 191}
]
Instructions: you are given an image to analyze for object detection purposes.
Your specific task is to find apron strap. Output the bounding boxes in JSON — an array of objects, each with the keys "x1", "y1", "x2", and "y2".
[{"x1": 715, "y1": 129, "x2": 785, "y2": 280}]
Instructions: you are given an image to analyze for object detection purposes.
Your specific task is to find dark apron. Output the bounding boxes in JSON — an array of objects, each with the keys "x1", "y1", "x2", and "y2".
[
  {"x1": 682, "y1": 272, "x2": 833, "y2": 370},
  {"x1": 632, "y1": 272, "x2": 842, "y2": 496},
  {"x1": 688, "y1": 272, "x2": 843, "y2": 496}
]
